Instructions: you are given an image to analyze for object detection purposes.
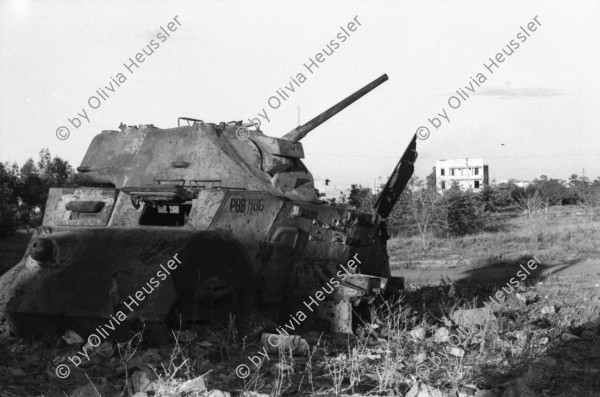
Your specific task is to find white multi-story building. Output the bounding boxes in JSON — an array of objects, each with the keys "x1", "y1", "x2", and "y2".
[{"x1": 435, "y1": 158, "x2": 489, "y2": 192}]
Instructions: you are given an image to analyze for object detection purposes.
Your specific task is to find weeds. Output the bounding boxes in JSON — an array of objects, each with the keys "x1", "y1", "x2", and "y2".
[{"x1": 389, "y1": 206, "x2": 600, "y2": 265}]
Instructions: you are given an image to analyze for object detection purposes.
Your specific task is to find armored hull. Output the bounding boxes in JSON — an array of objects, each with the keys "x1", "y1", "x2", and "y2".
[{"x1": 0, "y1": 75, "x2": 417, "y2": 340}]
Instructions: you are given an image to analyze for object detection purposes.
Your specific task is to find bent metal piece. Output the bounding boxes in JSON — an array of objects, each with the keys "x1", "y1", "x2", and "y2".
[{"x1": 0, "y1": 75, "x2": 417, "y2": 340}]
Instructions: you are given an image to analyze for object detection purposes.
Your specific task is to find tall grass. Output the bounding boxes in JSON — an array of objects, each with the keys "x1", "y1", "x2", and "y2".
[{"x1": 388, "y1": 206, "x2": 600, "y2": 265}]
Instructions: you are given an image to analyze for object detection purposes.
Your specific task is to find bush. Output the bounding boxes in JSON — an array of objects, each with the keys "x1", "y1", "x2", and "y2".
[{"x1": 443, "y1": 190, "x2": 491, "y2": 237}]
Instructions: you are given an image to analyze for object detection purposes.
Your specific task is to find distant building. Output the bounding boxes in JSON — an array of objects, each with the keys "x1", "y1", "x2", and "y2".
[
  {"x1": 314, "y1": 179, "x2": 355, "y2": 202},
  {"x1": 435, "y1": 158, "x2": 489, "y2": 192},
  {"x1": 495, "y1": 179, "x2": 530, "y2": 188}
]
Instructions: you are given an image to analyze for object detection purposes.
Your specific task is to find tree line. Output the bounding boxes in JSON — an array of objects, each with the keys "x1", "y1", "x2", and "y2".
[
  {"x1": 325, "y1": 169, "x2": 600, "y2": 250},
  {"x1": 2, "y1": 150, "x2": 600, "y2": 242},
  {"x1": 0, "y1": 149, "x2": 81, "y2": 235}
]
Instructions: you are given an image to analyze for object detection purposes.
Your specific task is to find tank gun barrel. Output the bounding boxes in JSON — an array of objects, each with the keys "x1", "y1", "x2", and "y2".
[{"x1": 282, "y1": 74, "x2": 389, "y2": 143}]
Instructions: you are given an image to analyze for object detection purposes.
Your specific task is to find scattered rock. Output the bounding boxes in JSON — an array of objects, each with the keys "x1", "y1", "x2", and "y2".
[
  {"x1": 515, "y1": 293, "x2": 527, "y2": 305},
  {"x1": 62, "y1": 330, "x2": 84, "y2": 345},
  {"x1": 412, "y1": 352, "x2": 427, "y2": 364},
  {"x1": 129, "y1": 369, "x2": 157, "y2": 393},
  {"x1": 312, "y1": 347, "x2": 326, "y2": 360},
  {"x1": 410, "y1": 327, "x2": 426, "y2": 340},
  {"x1": 511, "y1": 330, "x2": 528, "y2": 343},
  {"x1": 261, "y1": 333, "x2": 309, "y2": 354},
  {"x1": 475, "y1": 389, "x2": 499, "y2": 397},
  {"x1": 95, "y1": 341, "x2": 114, "y2": 359},
  {"x1": 441, "y1": 316, "x2": 453, "y2": 327},
  {"x1": 448, "y1": 283, "x2": 456, "y2": 298},
  {"x1": 541, "y1": 306, "x2": 555, "y2": 315},
  {"x1": 457, "y1": 384, "x2": 479, "y2": 396},
  {"x1": 449, "y1": 347, "x2": 465, "y2": 358},
  {"x1": 399, "y1": 306, "x2": 413, "y2": 318},
  {"x1": 537, "y1": 336, "x2": 549, "y2": 345},
  {"x1": 307, "y1": 330, "x2": 320, "y2": 338},
  {"x1": 122, "y1": 355, "x2": 145, "y2": 372},
  {"x1": 177, "y1": 375, "x2": 207, "y2": 394},
  {"x1": 561, "y1": 333, "x2": 581, "y2": 342},
  {"x1": 452, "y1": 308, "x2": 495, "y2": 329},
  {"x1": 141, "y1": 349, "x2": 161, "y2": 363},
  {"x1": 434, "y1": 327, "x2": 450, "y2": 343},
  {"x1": 305, "y1": 331, "x2": 321, "y2": 345},
  {"x1": 177, "y1": 330, "x2": 197, "y2": 342},
  {"x1": 406, "y1": 381, "x2": 444, "y2": 397}
]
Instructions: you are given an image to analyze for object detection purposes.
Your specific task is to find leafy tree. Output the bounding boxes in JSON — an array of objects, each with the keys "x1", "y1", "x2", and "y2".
[
  {"x1": 578, "y1": 184, "x2": 600, "y2": 220},
  {"x1": 443, "y1": 190, "x2": 489, "y2": 236},
  {"x1": 531, "y1": 176, "x2": 567, "y2": 205},
  {"x1": 3, "y1": 149, "x2": 81, "y2": 231},
  {"x1": 480, "y1": 185, "x2": 514, "y2": 211},
  {"x1": 19, "y1": 158, "x2": 45, "y2": 207},
  {"x1": 348, "y1": 185, "x2": 375, "y2": 214},
  {"x1": 0, "y1": 163, "x2": 20, "y2": 236},
  {"x1": 386, "y1": 185, "x2": 414, "y2": 237},
  {"x1": 426, "y1": 167, "x2": 436, "y2": 191},
  {"x1": 449, "y1": 180, "x2": 461, "y2": 192},
  {"x1": 404, "y1": 177, "x2": 447, "y2": 249}
]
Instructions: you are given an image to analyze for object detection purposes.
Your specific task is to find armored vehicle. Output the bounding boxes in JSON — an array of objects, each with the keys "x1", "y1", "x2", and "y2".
[{"x1": 0, "y1": 74, "x2": 417, "y2": 341}]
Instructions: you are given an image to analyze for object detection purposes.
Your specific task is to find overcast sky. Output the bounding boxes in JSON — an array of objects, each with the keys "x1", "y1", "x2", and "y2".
[{"x1": 1, "y1": 0, "x2": 599, "y2": 188}]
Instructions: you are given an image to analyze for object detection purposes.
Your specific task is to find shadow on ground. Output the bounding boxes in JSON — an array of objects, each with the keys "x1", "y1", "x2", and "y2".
[{"x1": 395, "y1": 256, "x2": 600, "y2": 396}]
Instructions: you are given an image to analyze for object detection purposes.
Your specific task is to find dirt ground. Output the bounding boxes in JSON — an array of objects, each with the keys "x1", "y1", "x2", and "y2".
[{"x1": 2, "y1": 231, "x2": 600, "y2": 396}]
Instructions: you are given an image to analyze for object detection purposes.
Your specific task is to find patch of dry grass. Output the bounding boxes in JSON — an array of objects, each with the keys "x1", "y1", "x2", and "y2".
[
  {"x1": 388, "y1": 206, "x2": 600, "y2": 266},
  {"x1": 1, "y1": 273, "x2": 599, "y2": 396}
]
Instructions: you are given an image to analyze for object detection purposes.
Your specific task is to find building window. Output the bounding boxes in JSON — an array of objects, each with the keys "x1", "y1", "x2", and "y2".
[
  {"x1": 440, "y1": 169, "x2": 445, "y2": 176},
  {"x1": 474, "y1": 168, "x2": 479, "y2": 175},
  {"x1": 441, "y1": 182, "x2": 446, "y2": 189},
  {"x1": 474, "y1": 181, "x2": 480, "y2": 188},
  {"x1": 450, "y1": 169, "x2": 455, "y2": 176}
]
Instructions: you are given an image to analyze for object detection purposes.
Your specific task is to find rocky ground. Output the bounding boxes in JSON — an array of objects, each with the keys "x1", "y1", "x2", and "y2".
[{"x1": 1, "y1": 266, "x2": 599, "y2": 397}]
